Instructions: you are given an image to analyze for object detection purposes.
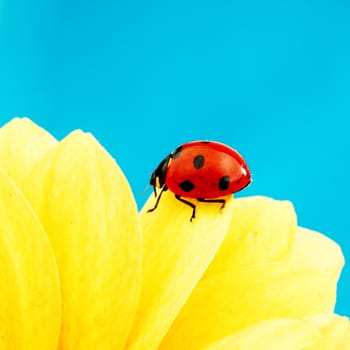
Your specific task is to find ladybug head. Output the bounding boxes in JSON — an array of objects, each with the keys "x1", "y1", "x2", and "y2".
[{"x1": 150, "y1": 154, "x2": 171, "y2": 189}]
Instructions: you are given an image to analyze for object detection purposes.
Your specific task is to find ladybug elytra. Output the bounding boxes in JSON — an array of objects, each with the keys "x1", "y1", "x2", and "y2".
[{"x1": 148, "y1": 140, "x2": 251, "y2": 221}]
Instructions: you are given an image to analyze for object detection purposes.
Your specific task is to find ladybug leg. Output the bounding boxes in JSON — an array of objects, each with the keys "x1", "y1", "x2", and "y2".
[
  {"x1": 197, "y1": 198, "x2": 226, "y2": 209},
  {"x1": 147, "y1": 186, "x2": 168, "y2": 213},
  {"x1": 175, "y1": 194, "x2": 196, "y2": 222}
]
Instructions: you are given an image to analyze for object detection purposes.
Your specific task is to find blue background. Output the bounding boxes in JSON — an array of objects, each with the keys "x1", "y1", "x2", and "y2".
[{"x1": 1, "y1": 0, "x2": 349, "y2": 316}]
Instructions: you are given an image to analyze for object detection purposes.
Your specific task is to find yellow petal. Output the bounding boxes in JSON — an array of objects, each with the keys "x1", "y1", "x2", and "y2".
[
  {"x1": 290, "y1": 227, "x2": 344, "y2": 277},
  {"x1": 126, "y1": 190, "x2": 235, "y2": 350},
  {"x1": 303, "y1": 314, "x2": 350, "y2": 350},
  {"x1": 203, "y1": 318, "x2": 321, "y2": 350},
  {"x1": 160, "y1": 224, "x2": 344, "y2": 349},
  {"x1": 342, "y1": 325, "x2": 350, "y2": 349},
  {"x1": 204, "y1": 314, "x2": 350, "y2": 350},
  {"x1": 204, "y1": 196, "x2": 296, "y2": 277},
  {"x1": 0, "y1": 169, "x2": 60, "y2": 349},
  {"x1": 0, "y1": 117, "x2": 57, "y2": 185},
  {"x1": 21, "y1": 131, "x2": 142, "y2": 350}
]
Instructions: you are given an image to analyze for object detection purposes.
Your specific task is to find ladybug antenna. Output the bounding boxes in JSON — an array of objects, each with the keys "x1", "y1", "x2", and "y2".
[
  {"x1": 142, "y1": 184, "x2": 151, "y2": 195},
  {"x1": 142, "y1": 184, "x2": 158, "y2": 197}
]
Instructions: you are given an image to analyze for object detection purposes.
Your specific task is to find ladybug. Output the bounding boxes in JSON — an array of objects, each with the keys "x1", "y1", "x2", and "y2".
[{"x1": 148, "y1": 140, "x2": 251, "y2": 221}]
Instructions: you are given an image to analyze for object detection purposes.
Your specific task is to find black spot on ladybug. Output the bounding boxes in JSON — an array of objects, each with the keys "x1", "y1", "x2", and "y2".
[
  {"x1": 172, "y1": 146, "x2": 183, "y2": 159},
  {"x1": 193, "y1": 154, "x2": 205, "y2": 169},
  {"x1": 178, "y1": 180, "x2": 195, "y2": 192},
  {"x1": 201, "y1": 141, "x2": 210, "y2": 144},
  {"x1": 219, "y1": 176, "x2": 230, "y2": 191}
]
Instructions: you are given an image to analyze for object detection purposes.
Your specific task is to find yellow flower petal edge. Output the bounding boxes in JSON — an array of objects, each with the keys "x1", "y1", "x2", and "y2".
[
  {"x1": 204, "y1": 196, "x2": 296, "y2": 277},
  {"x1": 160, "y1": 223, "x2": 344, "y2": 349},
  {"x1": 290, "y1": 227, "x2": 344, "y2": 277},
  {"x1": 126, "y1": 190, "x2": 235, "y2": 350},
  {"x1": 21, "y1": 130, "x2": 142, "y2": 350},
  {"x1": 0, "y1": 117, "x2": 57, "y2": 185},
  {"x1": 203, "y1": 314, "x2": 350, "y2": 350},
  {"x1": 0, "y1": 168, "x2": 60, "y2": 349}
]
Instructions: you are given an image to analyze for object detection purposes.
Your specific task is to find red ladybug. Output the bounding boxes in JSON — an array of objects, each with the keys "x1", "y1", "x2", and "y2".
[{"x1": 148, "y1": 140, "x2": 251, "y2": 221}]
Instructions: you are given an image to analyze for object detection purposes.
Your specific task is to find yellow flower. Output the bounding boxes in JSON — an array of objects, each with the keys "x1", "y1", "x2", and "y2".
[{"x1": 0, "y1": 117, "x2": 348, "y2": 349}]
